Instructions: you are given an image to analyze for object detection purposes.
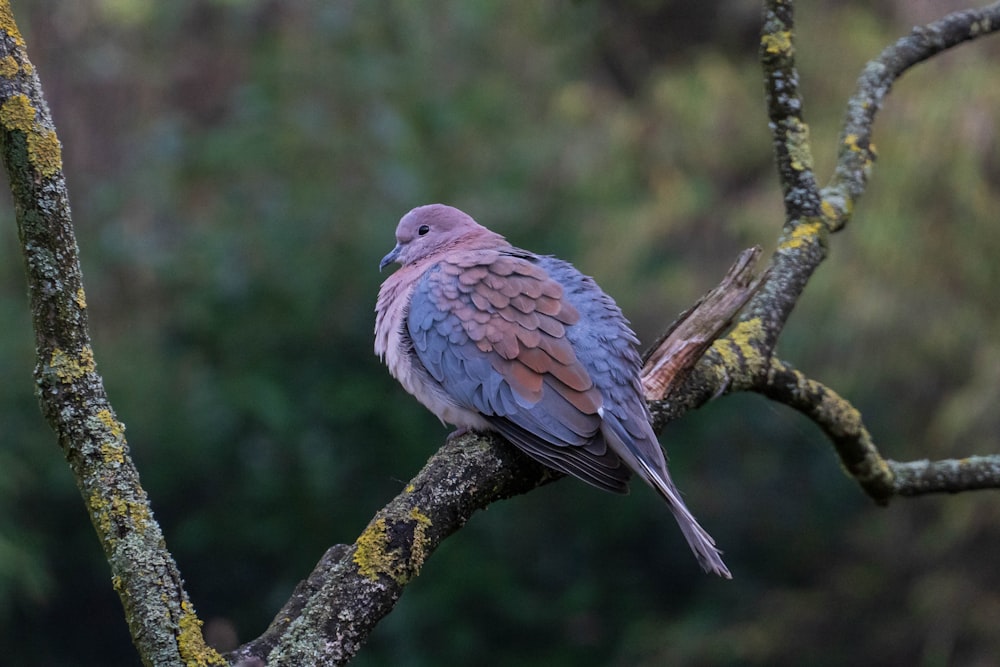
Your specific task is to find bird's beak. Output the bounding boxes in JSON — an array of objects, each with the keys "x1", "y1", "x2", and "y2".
[{"x1": 379, "y1": 244, "x2": 402, "y2": 272}]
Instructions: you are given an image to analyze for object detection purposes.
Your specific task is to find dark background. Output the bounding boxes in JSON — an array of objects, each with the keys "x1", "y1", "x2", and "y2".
[{"x1": 1, "y1": 1, "x2": 999, "y2": 665}]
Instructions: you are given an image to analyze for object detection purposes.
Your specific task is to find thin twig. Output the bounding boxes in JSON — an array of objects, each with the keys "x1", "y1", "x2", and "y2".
[
  {"x1": 890, "y1": 456, "x2": 1000, "y2": 497},
  {"x1": 824, "y1": 2, "x2": 1000, "y2": 230},
  {"x1": 759, "y1": 358, "x2": 895, "y2": 504}
]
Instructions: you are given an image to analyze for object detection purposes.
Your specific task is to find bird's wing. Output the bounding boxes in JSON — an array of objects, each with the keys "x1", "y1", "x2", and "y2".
[{"x1": 407, "y1": 248, "x2": 629, "y2": 493}]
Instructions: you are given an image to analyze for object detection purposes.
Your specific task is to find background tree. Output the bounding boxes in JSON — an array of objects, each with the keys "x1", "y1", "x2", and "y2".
[{"x1": 1, "y1": 0, "x2": 999, "y2": 665}]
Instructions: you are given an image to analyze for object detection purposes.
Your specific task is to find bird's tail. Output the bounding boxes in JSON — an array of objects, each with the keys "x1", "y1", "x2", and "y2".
[
  {"x1": 603, "y1": 419, "x2": 731, "y2": 578},
  {"x1": 634, "y1": 458, "x2": 731, "y2": 579}
]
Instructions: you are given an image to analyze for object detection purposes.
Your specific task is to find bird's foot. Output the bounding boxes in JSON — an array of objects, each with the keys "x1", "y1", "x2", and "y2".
[{"x1": 446, "y1": 426, "x2": 471, "y2": 442}]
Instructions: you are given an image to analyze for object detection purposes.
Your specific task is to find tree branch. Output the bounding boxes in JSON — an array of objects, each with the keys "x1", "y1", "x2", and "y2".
[
  {"x1": 889, "y1": 457, "x2": 1000, "y2": 497},
  {"x1": 738, "y1": 2, "x2": 1000, "y2": 375},
  {"x1": 824, "y1": 1, "x2": 1000, "y2": 230},
  {"x1": 708, "y1": 0, "x2": 830, "y2": 392},
  {"x1": 758, "y1": 358, "x2": 894, "y2": 504},
  {"x1": 758, "y1": 360, "x2": 1000, "y2": 501},
  {"x1": 739, "y1": 1, "x2": 1000, "y2": 505},
  {"x1": 760, "y1": 0, "x2": 823, "y2": 222},
  {"x1": 0, "y1": 4, "x2": 222, "y2": 666},
  {"x1": 643, "y1": 0, "x2": 831, "y2": 430}
]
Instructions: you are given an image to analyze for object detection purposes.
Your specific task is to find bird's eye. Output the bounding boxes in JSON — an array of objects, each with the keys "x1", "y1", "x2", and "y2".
[{"x1": 417, "y1": 224, "x2": 430, "y2": 236}]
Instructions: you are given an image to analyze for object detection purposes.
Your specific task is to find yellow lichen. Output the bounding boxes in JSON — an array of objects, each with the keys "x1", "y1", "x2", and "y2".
[
  {"x1": 0, "y1": 54, "x2": 18, "y2": 78},
  {"x1": 353, "y1": 518, "x2": 398, "y2": 582},
  {"x1": 95, "y1": 409, "x2": 127, "y2": 466},
  {"x1": 0, "y1": 2, "x2": 26, "y2": 48},
  {"x1": 353, "y1": 510, "x2": 432, "y2": 584},
  {"x1": 728, "y1": 318, "x2": 764, "y2": 357},
  {"x1": 844, "y1": 133, "x2": 862, "y2": 153},
  {"x1": 777, "y1": 219, "x2": 824, "y2": 252},
  {"x1": 761, "y1": 30, "x2": 793, "y2": 55},
  {"x1": 27, "y1": 128, "x2": 62, "y2": 176},
  {"x1": 88, "y1": 486, "x2": 152, "y2": 545},
  {"x1": 866, "y1": 456, "x2": 893, "y2": 484},
  {"x1": 0, "y1": 90, "x2": 64, "y2": 178},
  {"x1": 0, "y1": 93, "x2": 34, "y2": 132},
  {"x1": 88, "y1": 491, "x2": 114, "y2": 541},
  {"x1": 820, "y1": 200, "x2": 837, "y2": 222},
  {"x1": 117, "y1": 496, "x2": 150, "y2": 535},
  {"x1": 404, "y1": 483, "x2": 416, "y2": 493},
  {"x1": 75, "y1": 287, "x2": 87, "y2": 310},
  {"x1": 711, "y1": 317, "x2": 766, "y2": 375},
  {"x1": 786, "y1": 117, "x2": 812, "y2": 172},
  {"x1": 97, "y1": 408, "x2": 126, "y2": 440},
  {"x1": 409, "y1": 507, "x2": 431, "y2": 525},
  {"x1": 111, "y1": 497, "x2": 128, "y2": 521},
  {"x1": 49, "y1": 346, "x2": 96, "y2": 382},
  {"x1": 177, "y1": 600, "x2": 226, "y2": 667},
  {"x1": 407, "y1": 507, "x2": 433, "y2": 575},
  {"x1": 100, "y1": 441, "x2": 126, "y2": 466}
]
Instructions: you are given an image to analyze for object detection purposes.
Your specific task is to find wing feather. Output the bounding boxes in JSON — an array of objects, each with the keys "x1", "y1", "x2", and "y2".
[{"x1": 407, "y1": 249, "x2": 629, "y2": 492}]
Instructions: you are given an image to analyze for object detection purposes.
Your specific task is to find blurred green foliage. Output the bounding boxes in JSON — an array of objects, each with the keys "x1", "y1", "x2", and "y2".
[{"x1": 1, "y1": 0, "x2": 999, "y2": 665}]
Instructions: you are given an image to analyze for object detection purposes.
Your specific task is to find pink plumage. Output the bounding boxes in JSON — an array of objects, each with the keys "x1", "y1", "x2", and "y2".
[{"x1": 375, "y1": 204, "x2": 730, "y2": 578}]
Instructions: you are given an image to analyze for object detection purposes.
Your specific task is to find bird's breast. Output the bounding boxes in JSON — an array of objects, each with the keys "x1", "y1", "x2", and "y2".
[{"x1": 376, "y1": 264, "x2": 489, "y2": 431}]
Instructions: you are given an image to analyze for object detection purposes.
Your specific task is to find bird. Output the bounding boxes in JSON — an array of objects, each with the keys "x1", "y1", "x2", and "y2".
[{"x1": 375, "y1": 204, "x2": 730, "y2": 578}]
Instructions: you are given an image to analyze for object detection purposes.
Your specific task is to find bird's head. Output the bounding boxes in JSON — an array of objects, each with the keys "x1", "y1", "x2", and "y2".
[{"x1": 379, "y1": 204, "x2": 507, "y2": 271}]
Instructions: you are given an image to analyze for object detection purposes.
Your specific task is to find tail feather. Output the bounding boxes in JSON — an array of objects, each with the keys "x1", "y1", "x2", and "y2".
[
  {"x1": 602, "y1": 417, "x2": 731, "y2": 578},
  {"x1": 634, "y1": 459, "x2": 731, "y2": 579}
]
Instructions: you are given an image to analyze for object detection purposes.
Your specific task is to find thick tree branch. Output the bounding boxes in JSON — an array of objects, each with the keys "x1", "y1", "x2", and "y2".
[
  {"x1": 227, "y1": 434, "x2": 552, "y2": 665},
  {"x1": 0, "y1": 4, "x2": 221, "y2": 666}
]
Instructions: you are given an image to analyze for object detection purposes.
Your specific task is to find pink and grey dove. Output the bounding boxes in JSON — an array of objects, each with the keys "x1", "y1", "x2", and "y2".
[{"x1": 375, "y1": 204, "x2": 730, "y2": 578}]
